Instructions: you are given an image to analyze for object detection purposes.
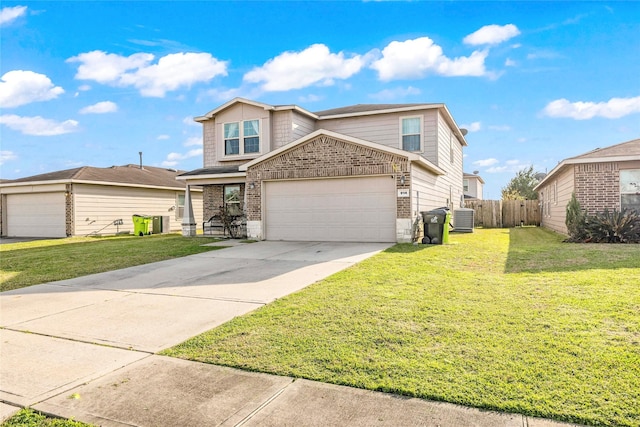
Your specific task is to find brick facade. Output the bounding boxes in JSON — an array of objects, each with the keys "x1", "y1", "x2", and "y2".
[
  {"x1": 244, "y1": 135, "x2": 410, "y2": 221},
  {"x1": 574, "y1": 162, "x2": 620, "y2": 215},
  {"x1": 202, "y1": 184, "x2": 245, "y2": 220}
]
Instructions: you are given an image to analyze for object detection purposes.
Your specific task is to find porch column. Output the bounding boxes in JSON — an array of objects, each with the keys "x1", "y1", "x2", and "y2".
[{"x1": 182, "y1": 185, "x2": 197, "y2": 236}]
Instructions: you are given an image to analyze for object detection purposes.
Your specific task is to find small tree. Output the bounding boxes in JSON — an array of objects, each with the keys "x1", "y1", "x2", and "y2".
[
  {"x1": 565, "y1": 192, "x2": 587, "y2": 242},
  {"x1": 501, "y1": 166, "x2": 540, "y2": 200}
]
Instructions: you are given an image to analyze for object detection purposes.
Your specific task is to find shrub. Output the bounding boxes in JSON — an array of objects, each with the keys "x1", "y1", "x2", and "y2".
[
  {"x1": 584, "y1": 208, "x2": 640, "y2": 243},
  {"x1": 565, "y1": 193, "x2": 588, "y2": 242}
]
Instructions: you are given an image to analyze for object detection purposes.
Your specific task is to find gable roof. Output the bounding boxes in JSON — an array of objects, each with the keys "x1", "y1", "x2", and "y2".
[
  {"x1": 534, "y1": 138, "x2": 640, "y2": 190},
  {"x1": 314, "y1": 103, "x2": 439, "y2": 117},
  {"x1": 1, "y1": 165, "x2": 189, "y2": 190},
  {"x1": 239, "y1": 129, "x2": 446, "y2": 176},
  {"x1": 464, "y1": 173, "x2": 485, "y2": 184}
]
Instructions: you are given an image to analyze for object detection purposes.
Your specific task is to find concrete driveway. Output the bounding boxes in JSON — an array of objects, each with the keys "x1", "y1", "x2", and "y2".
[{"x1": 0, "y1": 241, "x2": 391, "y2": 410}]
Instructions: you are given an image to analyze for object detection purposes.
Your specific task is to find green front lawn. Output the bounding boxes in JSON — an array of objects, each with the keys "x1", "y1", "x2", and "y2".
[
  {"x1": 1, "y1": 408, "x2": 93, "y2": 427},
  {"x1": 163, "y1": 228, "x2": 640, "y2": 426},
  {"x1": 0, "y1": 234, "x2": 223, "y2": 292}
]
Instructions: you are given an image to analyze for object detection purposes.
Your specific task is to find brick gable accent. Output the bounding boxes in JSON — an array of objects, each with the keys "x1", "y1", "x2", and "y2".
[
  {"x1": 574, "y1": 162, "x2": 620, "y2": 214},
  {"x1": 245, "y1": 135, "x2": 410, "y2": 221}
]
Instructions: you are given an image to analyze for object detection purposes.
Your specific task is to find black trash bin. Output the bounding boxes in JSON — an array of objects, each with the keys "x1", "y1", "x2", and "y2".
[{"x1": 421, "y1": 207, "x2": 451, "y2": 244}]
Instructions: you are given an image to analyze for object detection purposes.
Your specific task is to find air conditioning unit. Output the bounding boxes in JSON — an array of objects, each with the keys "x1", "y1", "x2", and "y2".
[{"x1": 453, "y1": 208, "x2": 474, "y2": 232}]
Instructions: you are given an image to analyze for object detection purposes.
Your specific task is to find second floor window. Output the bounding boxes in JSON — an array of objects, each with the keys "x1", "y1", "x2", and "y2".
[
  {"x1": 401, "y1": 117, "x2": 421, "y2": 152},
  {"x1": 463, "y1": 179, "x2": 469, "y2": 193},
  {"x1": 224, "y1": 120, "x2": 260, "y2": 156}
]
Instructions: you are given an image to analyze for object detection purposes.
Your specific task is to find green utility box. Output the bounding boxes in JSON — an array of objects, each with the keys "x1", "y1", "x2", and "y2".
[
  {"x1": 132, "y1": 215, "x2": 152, "y2": 236},
  {"x1": 421, "y1": 208, "x2": 451, "y2": 244}
]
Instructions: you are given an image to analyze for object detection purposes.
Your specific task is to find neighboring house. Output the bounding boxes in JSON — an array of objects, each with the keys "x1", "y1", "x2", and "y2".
[
  {"x1": 463, "y1": 172, "x2": 484, "y2": 200},
  {"x1": 534, "y1": 138, "x2": 640, "y2": 235},
  {"x1": 0, "y1": 165, "x2": 203, "y2": 238},
  {"x1": 179, "y1": 98, "x2": 467, "y2": 243}
]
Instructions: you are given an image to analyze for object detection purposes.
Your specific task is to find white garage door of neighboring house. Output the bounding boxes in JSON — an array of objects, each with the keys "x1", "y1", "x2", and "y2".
[
  {"x1": 6, "y1": 193, "x2": 66, "y2": 237},
  {"x1": 265, "y1": 176, "x2": 396, "y2": 242}
]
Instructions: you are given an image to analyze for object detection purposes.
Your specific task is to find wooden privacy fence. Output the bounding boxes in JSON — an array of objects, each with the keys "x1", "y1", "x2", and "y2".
[{"x1": 464, "y1": 199, "x2": 541, "y2": 228}]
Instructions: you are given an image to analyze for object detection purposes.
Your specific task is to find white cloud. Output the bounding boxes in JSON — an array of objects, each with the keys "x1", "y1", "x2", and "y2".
[
  {"x1": 473, "y1": 158, "x2": 499, "y2": 167},
  {"x1": 464, "y1": 24, "x2": 520, "y2": 46},
  {"x1": 0, "y1": 5, "x2": 27, "y2": 25},
  {"x1": 298, "y1": 94, "x2": 323, "y2": 103},
  {"x1": 505, "y1": 58, "x2": 517, "y2": 67},
  {"x1": 79, "y1": 101, "x2": 118, "y2": 114},
  {"x1": 543, "y1": 96, "x2": 640, "y2": 120},
  {"x1": 486, "y1": 159, "x2": 530, "y2": 174},
  {"x1": 157, "y1": 134, "x2": 170, "y2": 140},
  {"x1": 0, "y1": 70, "x2": 64, "y2": 108},
  {"x1": 182, "y1": 116, "x2": 199, "y2": 126},
  {"x1": 0, "y1": 114, "x2": 79, "y2": 136},
  {"x1": 371, "y1": 37, "x2": 489, "y2": 80},
  {"x1": 67, "y1": 50, "x2": 228, "y2": 97},
  {"x1": 369, "y1": 86, "x2": 421, "y2": 101},
  {"x1": 461, "y1": 121, "x2": 482, "y2": 132},
  {"x1": 161, "y1": 148, "x2": 203, "y2": 167},
  {"x1": 243, "y1": 44, "x2": 364, "y2": 91},
  {"x1": 0, "y1": 150, "x2": 17, "y2": 165},
  {"x1": 183, "y1": 136, "x2": 202, "y2": 147}
]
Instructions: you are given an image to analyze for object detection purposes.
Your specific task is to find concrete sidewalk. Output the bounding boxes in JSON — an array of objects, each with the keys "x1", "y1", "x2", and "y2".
[{"x1": 1, "y1": 240, "x2": 581, "y2": 426}]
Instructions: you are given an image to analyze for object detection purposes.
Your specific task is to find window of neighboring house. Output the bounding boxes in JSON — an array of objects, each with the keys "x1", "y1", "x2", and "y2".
[
  {"x1": 176, "y1": 194, "x2": 185, "y2": 220},
  {"x1": 553, "y1": 180, "x2": 558, "y2": 205},
  {"x1": 224, "y1": 185, "x2": 242, "y2": 216},
  {"x1": 224, "y1": 120, "x2": 260, "y2": 156},
  {"x1": 401, "y1": 117, "x2": 421, "y2": 152},
  {"x1": 463, "y1": 179, "x2": 469, "y2": 193},
  {"x1": 621, "y1": 169, "x2": 640, "y2": 213}
]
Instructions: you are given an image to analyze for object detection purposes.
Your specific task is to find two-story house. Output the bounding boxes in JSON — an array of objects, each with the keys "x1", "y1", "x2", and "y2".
[
  {"x1": 463, "y1": 172, "x2": 484, "y2": 200},
  {"x1": 178, "y1": 98, "x2": 467, "y2": 243}
]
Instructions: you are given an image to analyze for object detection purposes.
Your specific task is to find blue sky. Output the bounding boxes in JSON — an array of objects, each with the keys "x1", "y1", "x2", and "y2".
[{"x1": 1, "y1": 1, "x2": 639, "y2": 199}]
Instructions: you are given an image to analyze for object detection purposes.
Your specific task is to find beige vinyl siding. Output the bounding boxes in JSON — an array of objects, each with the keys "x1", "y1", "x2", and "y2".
[
  {"x1": 73, "y1": 184, "x2": 203, "y2": 236},
  {"x1": 272, "y1": 110, "x2": 315, "y2": 150},
  {"x1": 212, "y1": 104, "x2": 271, "y2": 165},
  {"x1": 318, "y1": 110, "x2": 439, "y2": 162},
  {"x1": 540, "y1": 166, "x2": 574, "y2": 235},
  {"x1": 292, "y1": 111, "x2": 316, "y2": 142},
  {"x1": 435, "y1": 111, "x2": 464, "y2": 211},
  {"x1": 410, "y1": 165, "x2": 446, "y2": 218}
]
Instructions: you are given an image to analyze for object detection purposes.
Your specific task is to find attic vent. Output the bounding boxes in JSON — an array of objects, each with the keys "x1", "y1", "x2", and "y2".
[{"x1": 453, "y1": 208, "x2": 474, "y2": 233}]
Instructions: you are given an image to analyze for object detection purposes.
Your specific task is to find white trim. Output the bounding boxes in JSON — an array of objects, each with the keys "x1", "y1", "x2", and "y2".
[
  {"x1": 239, "y1": 129, "x2": 446, "y2": 175},
  {"x1": 399, "y1": 115, "x2": 424, "y2": 153},
  {"x1": 176, "y1": 172, "x2": 246, "y2": 181},
  {"x1": 318, "y1": 104, "x2": 442, "y2": 120},
  {"x1": 221, "y1": 119, "x2": 262, "y2": 158},
  {"x1": 0, "y1": 179, "x2": 200, "y2": 192}
]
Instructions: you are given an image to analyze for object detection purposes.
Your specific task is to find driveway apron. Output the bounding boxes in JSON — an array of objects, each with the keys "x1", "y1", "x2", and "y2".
[{"x1": 0, "y1": 241, "x2": 391, "y2": 412}]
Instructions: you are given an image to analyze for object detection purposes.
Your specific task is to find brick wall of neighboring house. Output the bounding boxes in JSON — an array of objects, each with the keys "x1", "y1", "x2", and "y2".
[
  {"x1": 245, "y1": 135, "x2": 410, "y2": 221},
  {"x1": 65, "y1": 184, "x2": 74, "y2": 236},
  {"x1": 202, "y1": 184, "x2": 245, "y2": 221},
  {"x1": 574, "y1": 162, "x2": 620, "y2": 214}
]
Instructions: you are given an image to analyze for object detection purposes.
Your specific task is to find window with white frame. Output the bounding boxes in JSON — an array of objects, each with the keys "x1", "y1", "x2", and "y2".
[
  {"x1": 621, "y1": 169, "x2": 640, "y2": 213},
  {"x1": 401, "y1": 116, "x2": 421, "y2": 152},
  {"x1": 176, "y1": 194, "x2": 185, "y2": 220},
  {"x1": 224, "y1": 184, "x2": 242, "y2": 216},
  {"x1": 224, "y1": 120, "x2": 260, "y2": 156},
  {"x1": 463, "y1": 179, "x2": 469, "y2": 193}
]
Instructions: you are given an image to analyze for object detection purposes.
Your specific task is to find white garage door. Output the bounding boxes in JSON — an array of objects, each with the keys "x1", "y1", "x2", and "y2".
[
  {"x1": 265, "y1": 176, "x2": 396, "y2": 242},
  {"x1": 6, "y1": 193, "x2": 66, "y2": 237}
]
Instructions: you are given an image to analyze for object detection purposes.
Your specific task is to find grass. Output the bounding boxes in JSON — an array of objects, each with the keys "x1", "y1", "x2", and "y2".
[
  {"x1": 163, "y1": 228, "x2": 640, "y2": 426},
  {"x1": 1, "y1": 408, "x2": 93, "y2": 427},
  {"x1": 0, "y1": 234, "x2": 223, "y2": 292}
]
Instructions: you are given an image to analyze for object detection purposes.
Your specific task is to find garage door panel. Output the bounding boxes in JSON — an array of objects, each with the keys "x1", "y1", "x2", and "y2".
[
  {"x1": 7, "y1": 193, "x2": 66, "y2": 238},
  {"x1": 265, "y1": 177, "x2": 396, "y2": 243}
]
